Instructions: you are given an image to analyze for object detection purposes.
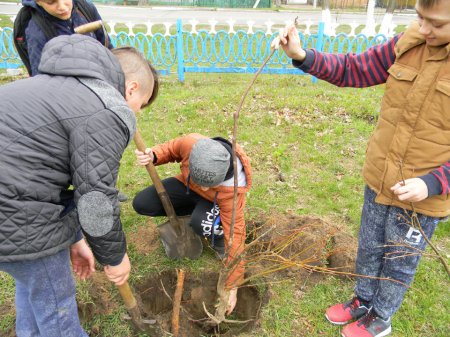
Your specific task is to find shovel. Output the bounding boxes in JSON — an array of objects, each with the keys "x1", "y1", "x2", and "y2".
[
  {"x1": 117, "y1": 282, "x2": 160, "y2": 334},
  {"x1": 134, "y1": 131, "x2": 203, "y2": 259}
]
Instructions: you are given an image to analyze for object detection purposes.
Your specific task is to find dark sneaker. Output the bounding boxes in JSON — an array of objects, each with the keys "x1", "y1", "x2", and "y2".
[
  {"x1": 325, "y1": 297, "x2": 371, "y2": 325},
  {"x1": 211, "y1": 237, "x2": 225, "y2": 260},
  {"x1": 213, "y1": 244, "x2": 225, "y2": 260},
  {"x1": 118, "y1": 191, "x2": 129, "y2": 202},
  {"x1": 342, "y1": 310, "x2": 391, "y2": 337}
]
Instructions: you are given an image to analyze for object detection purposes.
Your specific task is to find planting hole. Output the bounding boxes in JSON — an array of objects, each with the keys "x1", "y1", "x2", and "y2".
[{"x1": 135, "y1": 270, "x2": 265, "y2": 336}]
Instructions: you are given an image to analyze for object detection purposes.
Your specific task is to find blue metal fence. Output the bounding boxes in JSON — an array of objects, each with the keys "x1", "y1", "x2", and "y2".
[{"x1": 0, "y1": 20, "x2": 389, "y2": 82}]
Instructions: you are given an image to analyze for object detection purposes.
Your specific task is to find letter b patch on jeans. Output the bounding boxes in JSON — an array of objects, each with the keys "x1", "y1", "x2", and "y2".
[{"x1": 404, "y1": 227, "x2": 422, "y2": 245}]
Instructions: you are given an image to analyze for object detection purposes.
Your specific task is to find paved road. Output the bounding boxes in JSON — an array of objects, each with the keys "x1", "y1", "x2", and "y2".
[{"x1": 0, "y1": 2, "x2": 417, "y2": 27}]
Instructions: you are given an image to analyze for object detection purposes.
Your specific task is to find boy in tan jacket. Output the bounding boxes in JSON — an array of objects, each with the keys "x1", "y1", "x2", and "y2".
[{"x1": 274, "y1": 0, "x2": 449, "y2": 336}]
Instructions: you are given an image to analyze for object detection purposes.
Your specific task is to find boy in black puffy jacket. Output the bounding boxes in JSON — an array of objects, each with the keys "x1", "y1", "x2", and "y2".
[{"x1": 0, "y1": 35, "x2": 158, "y2": 337}]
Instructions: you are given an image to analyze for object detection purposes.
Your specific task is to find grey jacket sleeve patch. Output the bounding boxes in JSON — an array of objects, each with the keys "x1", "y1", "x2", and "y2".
[{"x1": 78, "y1": 191, "x2": 114, "y2": 237}]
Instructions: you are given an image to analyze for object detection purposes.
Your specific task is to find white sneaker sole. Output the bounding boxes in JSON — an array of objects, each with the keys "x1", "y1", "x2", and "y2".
[
  {"x1": 374, "y1": 326, "x2": 392, "y2": 337},
  {"x1": 325, "y1": 313, "x2": 349, "y2": 325}
]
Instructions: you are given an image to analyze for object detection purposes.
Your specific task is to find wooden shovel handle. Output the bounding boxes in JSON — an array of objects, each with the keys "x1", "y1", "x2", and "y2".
[
  {"x1": 74, "y1": 20, "x2": 103, "y2": 34},
  {"x1": 117, "y1": 281, "x2": 137, "y2": 310},
  {"x1": 134, "y1": 131, "x2": 183, "y2": 234}
]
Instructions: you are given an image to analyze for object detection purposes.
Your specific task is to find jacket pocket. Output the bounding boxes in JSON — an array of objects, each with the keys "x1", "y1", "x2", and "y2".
[
  {"x1": 384, "y1": 63, "x2": 418, "y2": 109},
  {"x1": 436, "y1": 79, "x2": 450, "y2": 96},
  {"x1": 387, "y1": 63, "x2": 418, "y2": 82}
]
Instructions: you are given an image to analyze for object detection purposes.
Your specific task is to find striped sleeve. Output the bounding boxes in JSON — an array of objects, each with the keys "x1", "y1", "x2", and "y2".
[
  {"x1": 431, "y1": 162, "x2": 450, "y2": 195},
  {"x1": 294, "y1": 34, "x2": 401, "y2": 88}
]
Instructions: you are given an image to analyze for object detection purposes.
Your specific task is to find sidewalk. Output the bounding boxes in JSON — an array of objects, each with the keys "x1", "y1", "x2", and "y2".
[{"x1": 137, "y1": 4, "x2": 385, "y2": 15}]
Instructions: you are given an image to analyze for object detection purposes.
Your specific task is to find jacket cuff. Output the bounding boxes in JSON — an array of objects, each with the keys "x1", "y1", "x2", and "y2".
[
  {"x1": 106, "y1": 252, "x2": 125, "y2": 267},
  {"x1": 292, "y1": 49, "x2": 315, "y2": 72},
  {"x1": 419, "y1": 173, "x2": 442, "y2": 197},
  {"x1": 74, "y1": 229, "x2": 83, "y2": 243}
]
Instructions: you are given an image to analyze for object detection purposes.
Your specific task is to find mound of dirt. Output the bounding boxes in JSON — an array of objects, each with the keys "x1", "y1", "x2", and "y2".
[{"x1": 247, "y1": 214, "x2": 357, "y2": 285}]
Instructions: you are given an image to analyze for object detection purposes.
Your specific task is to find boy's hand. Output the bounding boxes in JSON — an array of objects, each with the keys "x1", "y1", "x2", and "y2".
[
  {"x1": 271, "y1": 23, "x2": 306, "y2": 62},
  {"x1": 135, "y1": 148, "x2": 154, "y2": 166},
  {"x1": 70, "y1": 238, "x2": 95, "y2": 281},
  {"x1": 391, "y1": 178, "x2": 428, "y2": 202},
  {"x1": 104, "y1": 253, "x2": 131, "y2": 286},
  {"x1": 226, "y1": 287, "x2": 238, "y2": 315}
]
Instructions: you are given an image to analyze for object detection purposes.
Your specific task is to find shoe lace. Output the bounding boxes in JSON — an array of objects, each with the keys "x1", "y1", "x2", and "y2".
[
  {"x1": 358, "y1": 310, "x2": 377, "y2": 328},
  {"x1": 344, "y1": 297, "x2": 360, "y2": 311}
]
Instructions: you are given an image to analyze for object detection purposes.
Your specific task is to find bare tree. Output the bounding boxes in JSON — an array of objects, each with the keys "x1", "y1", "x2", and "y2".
[
  {"x1": 362, "y1": 0, "x2": 377, "y2": 36},
  {"x1": 321, "y1": 0, "x2": 332, "y2": 35},
  {"x1": 386, "y1": 0, "x2": 396, "y2": 13},
  {"x1": 379, "y1": 0, "x2": 396, "y2": 36}
]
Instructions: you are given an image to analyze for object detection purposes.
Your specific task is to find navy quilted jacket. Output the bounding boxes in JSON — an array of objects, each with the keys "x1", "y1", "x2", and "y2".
[
  {"x1": 22, "y1": 0, "x2": 111, "y2": 76},
  {"x1": 0, "y1": 35, "x2": 135, "y2": 265}
]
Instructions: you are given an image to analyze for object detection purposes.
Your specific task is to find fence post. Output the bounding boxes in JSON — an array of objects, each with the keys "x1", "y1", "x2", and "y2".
[
  {"x1": 176, "y1": 19, "x2": 185, "y2": 83},
  {"x1": 312, "y1": 21, "x2": 325, "y2": 84}
]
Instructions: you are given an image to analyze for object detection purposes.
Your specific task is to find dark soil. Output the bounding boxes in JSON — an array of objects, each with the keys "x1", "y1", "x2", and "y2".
[{"x1": 135, "y1": 270, "x2": 265, "y2": 337}]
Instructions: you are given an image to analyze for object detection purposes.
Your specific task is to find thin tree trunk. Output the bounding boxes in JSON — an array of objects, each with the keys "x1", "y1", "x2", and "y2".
[
  {"x1": 386, "y1": 0, "x2": 396, "y2": 13},
  {"x1": 171, "y1": 269, "x2": 185, "y2": 337}
]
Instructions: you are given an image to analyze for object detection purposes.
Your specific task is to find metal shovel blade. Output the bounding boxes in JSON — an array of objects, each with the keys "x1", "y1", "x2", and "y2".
[{"x1": 158, "y1": 216, "x2": 203, "y2": 260}]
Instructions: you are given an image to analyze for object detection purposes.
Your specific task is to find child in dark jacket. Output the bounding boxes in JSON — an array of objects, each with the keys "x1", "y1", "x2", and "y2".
[
  {"x1": 0, "y1": 35, "x2": 158, "y2": 337},
  {"x1": 22, "y1": 0, "x2": 111, "y2": 76}
]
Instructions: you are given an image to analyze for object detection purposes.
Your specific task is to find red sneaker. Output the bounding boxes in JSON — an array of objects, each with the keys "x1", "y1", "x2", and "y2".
[
  {"x1": 325, "y1": 297, "x2": 371, "y2": 325},
  {"x1": 341, "y1": 310, "x2": 391, "y2": 337}
]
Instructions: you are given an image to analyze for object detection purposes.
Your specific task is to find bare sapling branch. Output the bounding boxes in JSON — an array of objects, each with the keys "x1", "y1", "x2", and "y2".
[{"x1": 171, "y1": 269, "x2": 185, "y2": 337}]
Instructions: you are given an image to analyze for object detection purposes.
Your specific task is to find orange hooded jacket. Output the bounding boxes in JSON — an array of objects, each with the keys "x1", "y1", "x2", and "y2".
[{"x1": 151, "y1": 133, "x2": 252, "y2": 288}]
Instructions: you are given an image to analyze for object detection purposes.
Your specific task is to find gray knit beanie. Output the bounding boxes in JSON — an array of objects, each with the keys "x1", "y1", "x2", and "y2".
[{"x1": 189, "y1": 139, "x2": 231, "y2": 187}]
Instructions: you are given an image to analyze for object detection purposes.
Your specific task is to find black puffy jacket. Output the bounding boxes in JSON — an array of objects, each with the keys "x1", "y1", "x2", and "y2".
[{"x1": 0, "y1": 35, "x2": 135, "y2": 265}]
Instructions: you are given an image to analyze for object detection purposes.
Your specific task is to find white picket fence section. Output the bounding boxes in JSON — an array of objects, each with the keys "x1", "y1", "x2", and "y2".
[{"x1": 101, "y1": 15, "x2": 399, "y2": 37}]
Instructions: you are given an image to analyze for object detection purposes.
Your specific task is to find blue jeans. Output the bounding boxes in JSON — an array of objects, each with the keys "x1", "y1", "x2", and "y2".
[
  {"x1": 355, "y1": 186, "x2": 441, "y2": 319},
  {"x1": 0, "y1": 249, "x2": 88, "y2": 337}
]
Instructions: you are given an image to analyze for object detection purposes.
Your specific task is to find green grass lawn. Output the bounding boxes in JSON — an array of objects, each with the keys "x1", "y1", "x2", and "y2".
[{"x1": 0, "y1": 65, "x2": 449, "y2": 336}]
